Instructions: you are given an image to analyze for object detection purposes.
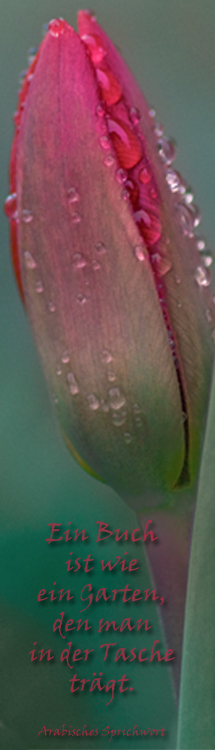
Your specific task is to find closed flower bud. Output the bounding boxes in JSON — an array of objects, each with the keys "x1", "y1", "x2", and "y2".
[{"x1": 4, "y1": 11, "x2": 214, "y2": 507}]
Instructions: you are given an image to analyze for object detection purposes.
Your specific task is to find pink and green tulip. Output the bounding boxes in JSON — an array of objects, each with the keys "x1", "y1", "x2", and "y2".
[{"x1": 4, "y1": 10, "x2": 214, "y2": 508}]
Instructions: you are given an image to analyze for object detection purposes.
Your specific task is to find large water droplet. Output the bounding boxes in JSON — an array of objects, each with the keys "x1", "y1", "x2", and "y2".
[
  {"x1": 67, "y1": 372, "x2": 79, "y2": 395},
  {"x1": 108, "y1": 387, "x2": 126, "y2": 410},
  {"x1": 81, "y1": 33, "x2": 106, "y2": 64},
  {"x1": 87, "y1": 393, "x2": 100, "y2": 410},
  {"x1": 195, "y1": 266, "x2": 211, "y2": 287},
  {"x1": 68, "y1": 187, "x2": 79, "y2": 203},
  {"x1": 107, "y1": 117, "x2": 142, "y2": 169},
  {"x1": 62, "y1": 350, "x2": 70, "y2": 364},
  {"x1": 95, "y1": 241, "x2": 107, "y2": 255},
  {"x1": 72, "y1": 253, "x2": 87, "y2": 268},
  {"x1": 4, "y1": 193, "x2": 18, "y2": 220},
  {"x1": 176, "y1": 203, "x2": 195, "y2": 237},
  {"x1": 77, "y1": 293, "x2": 87, "y2": 305},
  {"x1": 101, "y1": 349, "x2": 113, "y2": 364},
  {"x1": 96, "y1": 65, "x2": 122, "y2": 106},
  {"x1": 158, "y1": 136, "x2": 177, "y2": 165},
  {"x1": 22, "y1": 209, "x2": 33, "y2": 224},
  {"x1": 35, "y1": 280, "x2": 43, "y2": 293},
  {"x1": 24, "y1": 251, "x2": 37, "y2": 269}
]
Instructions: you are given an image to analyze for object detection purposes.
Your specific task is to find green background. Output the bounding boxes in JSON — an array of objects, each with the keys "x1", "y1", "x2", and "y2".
[{"x1": 1, "y1": 2, "x2": 215, "y2": 748}]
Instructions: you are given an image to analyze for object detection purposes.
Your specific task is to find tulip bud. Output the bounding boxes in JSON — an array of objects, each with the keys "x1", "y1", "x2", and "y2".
[{"x1": 4, "y1": 11, "x2": 215, "y2": 507}]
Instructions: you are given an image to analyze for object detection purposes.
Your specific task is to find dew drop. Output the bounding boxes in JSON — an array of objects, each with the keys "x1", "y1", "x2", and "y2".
[
  {"x1": 48, "y1": 18, "x2": 66, "y2": 37},
  {"x1": 56, "y1": 367, "x2": 62, "y2": 375},
  {"x1": 71, "y1": 211, "x2": 81, "y2": 224},
  {"x1": 149, "y1": 108, "x2": 156, "y2": 118},
  {"x1": 154, "y1": 122, "x2": 164, "y2": 137},
  {"x1": 96, "y1": 66, "x2": 122, "y2": 106},
  {"x1": 68, "y1": 186, "x2": 79, "y2": 203},
  {"x1": 87, "y1": 393, "x2": 100, "y2": 410},
  {"x1": 96, "y1": 103, "x2": 105, "y2": 117},
  {"x1": 103, "y1": 154, "x2": 115, "y2": 167},
  {"x1": 116, "y1": 167, "x2": 127, "y2": 184},
  {"x1": 100, "y1": 135, "x2": 110, "y2": 150},
  {"x1": 24, "y1": 251, "x2": 37, "y2": 269},
  {"x1": 77, "y1": 293, "x2": 87, "y2": 304},
  {"x1": 139, "y1": 166, "x2": 151, "y2": 184},
  {"x1": 19, "y1": 70, "x2": 27, "y2": 87},
  {"x1": 35, "y1": 280, "x2": 43, "y2": 293},
  {"x1": 124, "y1": 431, "x2": 132, "y2": 444},
  {"x1": 158, "y1": 136, "x2": 177, "y2": 165},
  {"x1": 195, "y1": 266, "x2": 211, "y2": 287},
  {"x1": 81, "y1": 33, "x2": 106, "y2": 64},
  {"x1": 134, "y1": 245, "x2": 146, "y2": 262},
  {"x1": 67, "y1": 372, "x2": 79, "y2": 395},
  {"x1": 62, "y1": 350, "x2": 70, "y2": 364},
  {"x1": 201, "y1": 252, "x2": 213, "y2": 268},
  {"x1": 92, "y1": 259, "x2": 100, "y2": 271},
  {"x1": 112, "y1": 411, "x2": 126, "y2": 427},
  {"x1": 166, "y1": 169, "x2": 182, "y2": 192},
  {"x1": 108, "y1": 387, "x2": 126, "y2": 410},
  {"x1": 101, "y1": 349, "x2": 113, "y2": 364},
  {"x1": 107, "y1": 370, "x2": 116, "y2": 382},
  {"x1": 95, "y1": 241, "x2": 107, "y2": 255},
  {"x1": 4, "y1": 193, "x2": 18, "y2": 220},
  {"x1": 184, "y1": 187, "x2": 194, "y2": 205},
  {"x1": 107, "y1": 117, "x2": 142, "y2": 169},
  {"x1": 22, "y1": 209, "x2": 33, "y2": 224},
  {"x1": 72, "y1": 253, "x2": 87, "y2": 268},
  {"x1": 129, "y1": 107, "x2": 141, "y2": 125},
  {"x1": 196, "y1": 237, "x2": 206, "y2": 252},
  {"x1": 190, "y1": 204, "x2": 201, "y2": 228},
  {"x1": 49, "y1": 301, "x2": 56, "y2": 313},
  {"x1": 176, "y1": 203, "x2": 195, "y2": 237}
]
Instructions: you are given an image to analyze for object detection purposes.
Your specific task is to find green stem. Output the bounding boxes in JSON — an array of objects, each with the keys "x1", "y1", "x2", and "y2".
[{"x1": 138, "y1": 497, "x2": 194, "y2": 700}]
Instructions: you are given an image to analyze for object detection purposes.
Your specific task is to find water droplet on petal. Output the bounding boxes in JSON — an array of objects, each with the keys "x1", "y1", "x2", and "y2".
[
  {"x1": 24, "y1": 251, "x2": 37, "y2": 269},
  {"x1": 201, "y1": 252, "x2": 213, "y2": 268},
  {"x1": 62, "y1": 350, "x2": 70, "y2": 364},
  {"x1": 56, "y1": 367, "x2": 62, "y2": 375},
  {"x1": 149, "y1": 108, "x2": 156, "y2": 118},
  {"x1": 96, "y1": 103, "x2": 105, "y2": 117},
  {"x1": 166, "y1": 169, "x2": 182, "y2": 192},
  {"x1": 112, "y1": 411, "x2": 126, "y2": 427},
  {"x1": 196, "y1": 237, "x2": 206, "y2": 252},
  {"x1": 68, "y1": 186, "x2": 79, "y2": 203},
  {"x1": 129, "y1": 107, "x2": 141, "y2": 125},
  {"x1": 35, "y1": 280, "x2": 43, "y2": 293},
  {"x1": 72, "y1": 253, "x2": 87, "y2": 268},
  {"x1": 134, "y1": 245, "x2": 146, "y2": 262},
  {"x1": 101, "y1": 349, "x2": 113, "y2": 364},
  {"x1": 95, "y1": 241, "x2": 106, "y2": 255},
  {"x1": 4, "y1": 193, "x2": 18, "y2": 220},
  {"x1": 176, "y1": 203, "x2": 195, "y2": 237},
  {"x1": 139, "y1": 167, "x2": 151, "y2": 184},
  {"x1": 100, "y1": 135, "x2": 110, "y2": 150},
  {"x1": 154, "y1": 122, "x2": 164, "y2": 137},
  {"x1": 107, "y1": 370, "x2": 116, "y2": 382},
  {"x1": 81, "y1": 33, "x2": 106, "y2": 64},
  {"x1": 158, "y1": 136, "x2": 177, "y2": 165},
  {"x1": 87, "y1": 393, "x2": 100, "y2": 410},
  {"x1": 48, "y1": 18, "x2": 67, "y2": 37},
  {"x1": 190, "y1": 203, "x2": 201, "y2": 228},
  {"x1": 71, "y1": 211, "x2": 81, "y2": 224},
  {"x1": 22, "y1": 209, "x2": 33, "y2": 223},
  {"x1": 19, "y1": 70, "x2": 27, "y2": 87},
  {"x1": 96, "y1": 65, "x2": 122, "y2": 106},
  {"x1": 195, "y1": 266, "x2": 211, "y2": 287},
  {"x1": 108, "y1": 387, "x2": 126, "y2": 410},
  {"x1": 184, "y1": 187, "x2": 194, "y2": 205},
  {"x1": 67, "y1": 372, "x2": 79, "y2": 395},
  {"x1": 28, "y1": 47, "x2": 37, "y2": 65},
  {"x1": 92, "y1": 259, "x2": 100, "y2": 271},
  {"x1": 49, "y1": 301, "x2": 56, "y2": 313},
  {"x1": 116, "y1": 167, "x2": 127, "y2": 184},
  {"x1": 77, "y1": 293, "x2": 87, "y2": 304},
  {"x1": 103, "y1": 154, "x2": 115, "y2": 167},
  {"x1": 124, "y1": 432, "x2": 132, "y2": 444},
  {"x1": 107, "y1": 117, "x2": 142, "y2": 169}
]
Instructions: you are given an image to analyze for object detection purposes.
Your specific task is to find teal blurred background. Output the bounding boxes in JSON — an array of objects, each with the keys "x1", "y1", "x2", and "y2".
[{"x1": 1, "y1": 2, "x2": 215, "y2": 748}]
